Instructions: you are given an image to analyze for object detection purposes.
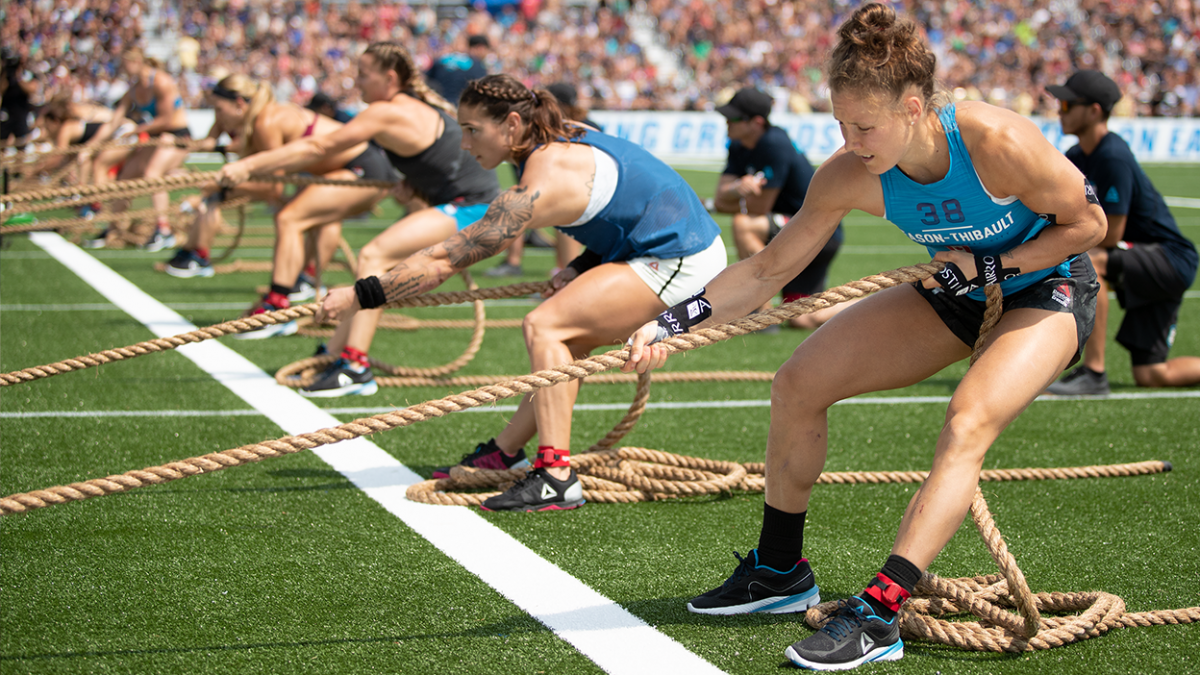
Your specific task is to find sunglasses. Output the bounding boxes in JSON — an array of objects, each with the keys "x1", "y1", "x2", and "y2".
[{"x1": 1059, "y1": 99, "x2": 1087, "y2": 113}]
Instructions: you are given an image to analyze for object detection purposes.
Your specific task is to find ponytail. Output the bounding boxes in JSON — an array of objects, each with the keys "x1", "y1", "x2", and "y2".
[
  {"x1": 214, "y1": 73, "x2": 276, "y2": 153},
  {"x1": 459, "y1": 74, "x2": 584, "y2": 164},
  {"x1": 363, "y1": 42, "x2": 455, "y2": 115}
]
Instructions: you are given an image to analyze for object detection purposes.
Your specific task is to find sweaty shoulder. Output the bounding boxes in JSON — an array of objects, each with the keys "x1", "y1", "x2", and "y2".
[
  {"x1": 953, "y1": 101, "x2": 1057, "y2": 200},
  {"x1": 812, "y1": 147, "x2": 884, "y2": 218},
  {"x1": 522, "y1": 141, "x2": 596, "y2": 188}
]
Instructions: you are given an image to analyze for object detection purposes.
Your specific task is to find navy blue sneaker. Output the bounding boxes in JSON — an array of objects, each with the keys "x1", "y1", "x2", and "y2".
[
  {"x1": 687, "y1": 549, "x2": 820, "y2": 615},
  {"x1": 164, "y1": 249, "x2": 214, "y2": 278},
  {"x1": 299, "y1": 357, "x2": 377, "y2": 397},
  {"x1": 785, "y1": 596, "x2": 903, "y2": 670}
]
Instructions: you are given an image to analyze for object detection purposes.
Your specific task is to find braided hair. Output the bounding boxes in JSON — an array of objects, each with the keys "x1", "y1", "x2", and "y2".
[
  {"x1": 363, "y1": 42, "x2": 455, "y2": 115},
  {"x1": 459, "y1": 74, "x2": 585, "y2": 164}
]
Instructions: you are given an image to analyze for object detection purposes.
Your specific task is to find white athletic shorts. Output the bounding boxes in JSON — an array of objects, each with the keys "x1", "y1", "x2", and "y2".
[{"x1": 627, "y1": 235, "x2": 727, "y2": 307}]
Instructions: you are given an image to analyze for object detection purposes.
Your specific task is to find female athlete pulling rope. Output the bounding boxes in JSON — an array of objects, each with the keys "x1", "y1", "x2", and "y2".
[
  {"x1": 166, "y1": 73, "x2": 392, "y2": 341},
  {"x1": 316, "y1": 73, "x2": 727, "y2": 511},
  {"x1": 624, "y1": 4, "x2": 1106, "y2": 670},
  {"x1": 219, "y1": 41, "x2": 500, "y2": 368}
]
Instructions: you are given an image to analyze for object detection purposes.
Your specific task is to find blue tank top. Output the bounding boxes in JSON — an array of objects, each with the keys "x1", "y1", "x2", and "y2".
[
  {"x1": 518, "y1": 130, "x2": 720, "y2": 263},
  {"x1": 880, "y1": 104, "x2": 1071, "y2": 300},
  {"x1": 133, "y1": 71, "x2": 184, "y2": 123}
]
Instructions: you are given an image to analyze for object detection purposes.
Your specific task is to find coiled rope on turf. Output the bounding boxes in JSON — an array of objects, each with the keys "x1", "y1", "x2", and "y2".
[
  {"x1": 802, "y1": 487, "x2": 1199, "y2": 650},
  {"x1": 2, "y1": 262, "x2": 1194, "y2": 655},
  {"x1": 276, "y1": 275, "x2": 491, "y2": 387},
  {"x1": 0, "y1": 263, "x2": 940, "y2": 509}
]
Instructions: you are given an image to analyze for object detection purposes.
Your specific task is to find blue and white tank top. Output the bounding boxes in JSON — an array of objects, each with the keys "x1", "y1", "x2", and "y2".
[
  {"x1": 516, "y1": 130, "x2": 720, "y2": 263},
  {"x1": 880, "y1": 103, "x2": 1072, "y2": 300}
]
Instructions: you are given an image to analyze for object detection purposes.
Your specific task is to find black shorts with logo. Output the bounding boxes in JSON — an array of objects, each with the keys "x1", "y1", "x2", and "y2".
[
  {"x1": 914, "y1": 256, "x2": 1099, "y2": 366},
  {"x1": 1108, "y1": 242, "x2": 1189, "y2": 365}
]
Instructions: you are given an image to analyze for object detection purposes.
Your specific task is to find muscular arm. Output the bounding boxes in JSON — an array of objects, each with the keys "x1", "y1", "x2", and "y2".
[
  {"x1": 219, "y1": 104, "x2": 385, "y2": 181},
  {"x1": 960, "y1": 105, "x2": 1105, "y2": 273},
  {"x1": 1100, "y1": 213, "x2": 1127, "y2": 248},
  {"x1": 690, "y1": 153, "x2": 858, "y2": 327},
  {"x1": 376, "y1": 186, "x2": 541, "y2": 303}
]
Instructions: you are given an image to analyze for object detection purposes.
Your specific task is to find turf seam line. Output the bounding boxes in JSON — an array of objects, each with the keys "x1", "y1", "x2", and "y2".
[
  {"x1": 5, "y1": 388, "x2": 1200, "y2": 419},
  {"x1": 26, "y1": 231, "x2": 728, "y2": 675}
]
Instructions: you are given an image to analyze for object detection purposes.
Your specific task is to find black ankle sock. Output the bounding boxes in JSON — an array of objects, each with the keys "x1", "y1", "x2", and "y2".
[
  {"x1": 862, "y1": 554, "x2": 922, "y2": 620},
  {"x1": 756, "y1": 504, "x2": 806, "y2": 570},
  {"x1": 270, "y1": 283, "x2": 293, "y2": 297}
]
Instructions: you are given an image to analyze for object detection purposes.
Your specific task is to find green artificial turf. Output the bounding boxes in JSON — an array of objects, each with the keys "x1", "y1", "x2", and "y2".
[{"x1": 1, "y1": 164, "x2": 1196, "y2": 674}]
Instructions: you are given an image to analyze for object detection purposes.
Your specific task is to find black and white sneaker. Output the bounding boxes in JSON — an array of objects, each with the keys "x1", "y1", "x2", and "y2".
[
  {"x1": 83, "y1": 229, "x2": 110, "y2": 249},
  {"x1": 298, "y1": 358, "x2": 378, "y2": 398},
  {"x1": 289, "y1": 272, "x2": 326, "y2": 302},
  {"x1": 479, "y1": 467, "x2": 584, "y2": 511},
  {"x1": 784, "y1": 596, "x2": 903, "y2": 671},
  {"x1": 1045, "y1": 365, "x2": 1110, "y2": 396},
  {"x1": 165, "y1": 249, "x2": 214, "y2": 278},
  {"x1": 687, "y1": 549, "x2": 820, "y2": 615},
  {"x1": 432, "y1": 440, "x2": 530, "y2": 479},
  {"x1": 141, "y1": 231, "x2": 176, "y2": 252}
]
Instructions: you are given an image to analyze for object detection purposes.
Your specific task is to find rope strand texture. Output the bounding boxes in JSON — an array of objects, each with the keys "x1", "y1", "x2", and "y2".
[{"x1": 0, "y1": 281, "x2": 553, "y2": 386}]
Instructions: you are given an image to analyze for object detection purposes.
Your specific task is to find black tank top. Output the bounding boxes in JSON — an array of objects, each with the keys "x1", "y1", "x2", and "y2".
[{"x1": 381, "y1": 100, "x2": 499, "y2": 206}]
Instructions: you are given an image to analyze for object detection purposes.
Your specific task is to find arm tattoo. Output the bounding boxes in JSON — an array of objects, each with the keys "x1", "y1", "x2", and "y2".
[
  {"x1": 378, "y1": 262, "x2": 430, "y2": 304},
  {"x1": 444, "y1": 186, "x2": 540, "y2": 268}
]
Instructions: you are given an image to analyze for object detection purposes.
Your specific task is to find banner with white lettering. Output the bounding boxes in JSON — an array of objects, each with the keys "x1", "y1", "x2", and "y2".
[{"x1": 586, "y1": 111, "x2": 1200, "y2": 165}]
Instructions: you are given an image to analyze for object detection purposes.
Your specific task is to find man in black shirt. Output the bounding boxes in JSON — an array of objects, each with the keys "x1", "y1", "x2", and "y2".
[
  {"x1": 425, "y1": 34, "x2": 489, "y2": 104},
  {"x1": 1046, "y1": 70, "x2": 1199, "y2": 394},
  {"x1": 713, "y1": 87, "x2": 852, "y2": 329}
]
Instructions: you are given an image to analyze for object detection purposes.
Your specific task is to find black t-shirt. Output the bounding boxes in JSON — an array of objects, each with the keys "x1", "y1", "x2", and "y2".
[
  {"x1": 1066, "y1": 132, "x2": 1197, "y2": 285},
  {"x1": 425, "y1": 55, "x2": 487, "y2": 105},
  {"x1": 723, "y1": 125, "x2": 843, "y2": 242}
]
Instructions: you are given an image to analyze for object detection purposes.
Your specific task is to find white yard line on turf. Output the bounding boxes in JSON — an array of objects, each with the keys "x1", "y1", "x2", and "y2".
[
  {"x1": 6, "y1": 388, "x2": 1200, "y2": 419},
  {"x1": 25, "y1": 231, "x2": 727, "y2": 675}
]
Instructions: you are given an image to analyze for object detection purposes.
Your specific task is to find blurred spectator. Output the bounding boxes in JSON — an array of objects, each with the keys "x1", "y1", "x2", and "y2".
[
  {"x1": 307, "y1": 91, "x2": 354, "y2": 124},
  {"x1": 426, "y1": 34, "x2": 490, "y2": 104},
  {"x1": 4, "y1": 0, "x2": 1196, "y2": 120}
]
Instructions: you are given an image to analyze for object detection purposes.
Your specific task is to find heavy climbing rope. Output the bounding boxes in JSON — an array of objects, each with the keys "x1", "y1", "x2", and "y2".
[
  {"x1": 0, "y1": 280, "x2": 557, "y2": 386},
  {"x1": 1, "y1": 169, "x2": 395, "y2": 207},
  {"x1": 802, "y1": 487, "x2": 1199, "y2": 652},
  {"x1": 2, "y1": 260, "x2": 1194, "y2": 655}
]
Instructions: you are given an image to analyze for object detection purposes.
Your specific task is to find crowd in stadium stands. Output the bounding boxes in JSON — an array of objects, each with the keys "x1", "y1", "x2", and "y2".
[
  {"x1": 657, "y1": 0, "x2": 1199, "y2": 117},
  {"x1": 2, "y1": 0, "x2": 150, "y2": 107},
  {"x1": 4, "y1": 0, "x2": 1198, "y2": 119}
]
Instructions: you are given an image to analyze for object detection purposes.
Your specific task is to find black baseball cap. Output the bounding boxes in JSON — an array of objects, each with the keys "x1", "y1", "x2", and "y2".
[
  {"x1": 1046, "y1": 70, "x2": 1122, "y2": 113},
  {"x1": 715, "y1": 87, "x2": 773, "y2": 121},
  {"x1": 307, "y1": 92, "x2": 337, "y2": 112},
  {"x1": 546, "y1": 82, "x2": 577, "y2": 108}
]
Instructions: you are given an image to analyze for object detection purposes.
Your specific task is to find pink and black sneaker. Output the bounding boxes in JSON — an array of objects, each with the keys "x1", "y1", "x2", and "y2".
[{"x1": 432, "y1": 439, "x2": 529, "y2": 479}]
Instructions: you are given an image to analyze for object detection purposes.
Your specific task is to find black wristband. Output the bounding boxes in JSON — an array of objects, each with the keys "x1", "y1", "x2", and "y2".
[
  {"x1": 654, "y1": 289, "x2": 713, "y2": 337},
  {"x1": 566, "y1": 249, "x2": 602, "y2": 275},
  {"x1": 354, "y1": 276, "x2": 388, "y2": 309},
  {"x1": 974, "y1": 254, "x2": 1021, "y2": 287},
  {"x1": 932, "y1": 262, "x2": 979, "y2": 296}
]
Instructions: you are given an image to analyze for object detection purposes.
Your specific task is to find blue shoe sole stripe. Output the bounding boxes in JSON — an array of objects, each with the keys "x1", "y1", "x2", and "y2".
[{"x1": 752, "y1": 585, "x2": 821, "y2": 613}]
